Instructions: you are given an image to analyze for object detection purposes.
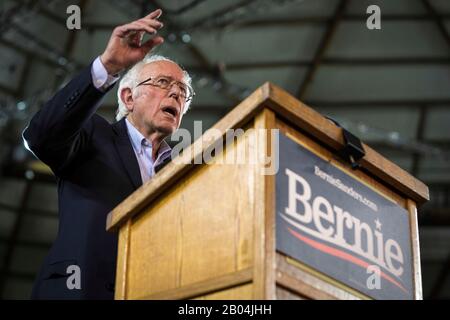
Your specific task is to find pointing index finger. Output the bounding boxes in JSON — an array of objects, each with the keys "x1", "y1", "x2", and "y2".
[{"x1": 146, "y1": 8, "x2": 162, "y2": 20}]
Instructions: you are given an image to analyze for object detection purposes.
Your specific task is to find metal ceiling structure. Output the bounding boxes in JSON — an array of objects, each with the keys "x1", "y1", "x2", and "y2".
[{"x1": 0, "y1": 0, "x2": 449, "y2": 299}]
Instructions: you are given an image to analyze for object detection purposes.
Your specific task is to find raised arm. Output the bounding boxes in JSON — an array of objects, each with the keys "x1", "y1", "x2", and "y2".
[{"x1": 22, "y1": 9, "x2": 165, "y2": 174}]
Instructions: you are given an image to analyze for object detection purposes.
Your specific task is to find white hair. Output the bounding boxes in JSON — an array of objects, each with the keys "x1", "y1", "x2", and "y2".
[{"x1": 116, "y1": 54, "x2": 193, "y2": 121}]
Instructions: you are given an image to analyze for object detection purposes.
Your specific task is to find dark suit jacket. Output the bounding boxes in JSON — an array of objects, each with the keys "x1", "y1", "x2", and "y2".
[{"x1": 23, "y1": 62, "x2": 170, "y2": 299}]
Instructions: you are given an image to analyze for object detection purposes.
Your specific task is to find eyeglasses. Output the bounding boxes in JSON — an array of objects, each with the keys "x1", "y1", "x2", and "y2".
[{"x1": 136, "y1": 75, "x2": 195, "y2": 103}]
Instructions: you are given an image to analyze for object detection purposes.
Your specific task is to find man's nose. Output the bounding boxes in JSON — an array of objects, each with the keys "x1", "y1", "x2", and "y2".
[{"x1": 168, "y1": 83, "x2": 181, "y2": 100}]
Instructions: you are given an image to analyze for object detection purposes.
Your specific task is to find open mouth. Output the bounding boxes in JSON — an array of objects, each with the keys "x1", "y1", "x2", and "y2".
[{"x1": 161, "y1": 106, "x2": 178, "y2": 118}]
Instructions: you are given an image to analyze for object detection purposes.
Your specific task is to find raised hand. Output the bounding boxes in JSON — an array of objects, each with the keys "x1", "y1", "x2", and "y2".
[{"x1": 100, "y1": 9, "x2": 164, "y2": 75}]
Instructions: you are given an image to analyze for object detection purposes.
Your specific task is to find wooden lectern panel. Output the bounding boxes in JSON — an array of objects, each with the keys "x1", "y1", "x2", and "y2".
[
  {"x1": 123, "y1": 128, "x2": 257, "y2": 299},
  {"x1": 194, "y1": 284, "x2": 253, "y2": 300}
]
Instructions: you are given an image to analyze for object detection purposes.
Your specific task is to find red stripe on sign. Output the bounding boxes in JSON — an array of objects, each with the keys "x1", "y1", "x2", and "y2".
[{"x1": 286, "y1": 227, "x2": 409, "y2": 295}]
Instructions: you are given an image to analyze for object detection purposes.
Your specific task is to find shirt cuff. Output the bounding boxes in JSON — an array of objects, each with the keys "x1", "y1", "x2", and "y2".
[{"x1": 91, "y1": 56, "x2": 120, "y2": 91}]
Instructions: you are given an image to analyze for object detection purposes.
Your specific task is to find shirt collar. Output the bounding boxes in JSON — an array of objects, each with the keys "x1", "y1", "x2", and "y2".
[
  {"x1": 158, "y1": 140, "x2": 172, "y2": 158},
  {"x1": 125, "y1": 118, "x2": 172, "y2": 158}
]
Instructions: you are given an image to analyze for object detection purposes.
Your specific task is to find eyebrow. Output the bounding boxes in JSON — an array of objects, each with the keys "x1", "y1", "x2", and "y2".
[{"x1": 141, "y1": 75, "x2": 188, "y2": 87}]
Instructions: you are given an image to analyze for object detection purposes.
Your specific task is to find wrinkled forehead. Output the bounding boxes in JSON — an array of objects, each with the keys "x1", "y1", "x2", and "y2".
[{"x1": 139, "y1": 61, "x2": 185, "y2": 82}]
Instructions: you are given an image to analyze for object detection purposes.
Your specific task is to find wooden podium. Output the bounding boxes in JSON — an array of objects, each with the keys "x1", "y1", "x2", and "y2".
[{"x1": 106, "y1": 83, "x2": 429, "y2": 300}]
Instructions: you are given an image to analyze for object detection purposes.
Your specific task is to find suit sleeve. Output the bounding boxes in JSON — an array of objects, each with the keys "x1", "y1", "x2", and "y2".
[{"x1": 22, "y1": 62, "x2": 115, "y2": 175}]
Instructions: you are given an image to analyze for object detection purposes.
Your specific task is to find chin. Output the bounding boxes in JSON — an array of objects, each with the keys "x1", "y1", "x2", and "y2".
[{"x1": 156, "y1": 124, "x2": 177, "y2": 135}]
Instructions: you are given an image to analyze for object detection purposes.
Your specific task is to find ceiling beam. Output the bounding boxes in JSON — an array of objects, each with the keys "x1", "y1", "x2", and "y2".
[
  {"x1": 215, "y1": 14, "x2": 450, "y2": 29},
  {"x1": 184, "y1": 57, "x2": 450, "y2": 72},
  {"x1": 33, "y1": 5, "x2": 66, "y2": 26},
  {"x1": 0, "y1": 38, "x2": 68, "y2": 72},
  {"x1": 366, "y1": 141, "x2": 450, "y2": 153},
  {"x1": 0, "y1": 201, "x2": 57, "y2": 219},
  {"x1": 297, "y1": 0, "x2": 348, "y2": 99},
  {"x1": 15, "y1": 3, "x2": 75, "y2": 100},
  {"x1": 186, "y1": 0, "x2": 259, "y2": 30},
  {"x1": 306, "y1": 99, "x2": 450, "y2": 107},
  {"x1": 9, "y1": 22, "x2": 82, "y2": 68},
  {"x1": 318, "y1": 57, "x2": 450, "y2": 66},
  {"x1": 52, "y1": 13, "x2": 450, "y2": 31},
  {"x1": 421, "y1": 0, "x2": 450, "y2": 48},
  {"x1": 0, "y1": 1, "x2": 37, "y2": 34},
  {"x1": 412, "y1": 105, "x2": 429, "y2": 176}
]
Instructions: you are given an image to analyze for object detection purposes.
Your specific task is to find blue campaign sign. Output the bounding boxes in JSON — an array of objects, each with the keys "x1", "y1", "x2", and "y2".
[{"x1": 276, "y1": 133, "x2": 414, "y2": 300}]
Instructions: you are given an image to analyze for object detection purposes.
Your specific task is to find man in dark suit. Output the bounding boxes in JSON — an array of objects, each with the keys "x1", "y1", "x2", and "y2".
[{"x1": 23, "y1": 8, "x2": 194, "y2": 299}]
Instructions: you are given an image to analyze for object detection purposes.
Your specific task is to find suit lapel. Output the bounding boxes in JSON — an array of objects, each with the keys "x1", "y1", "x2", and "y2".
[{"x1": 112, "y1": 119, "x2": 142, "y2": 189}]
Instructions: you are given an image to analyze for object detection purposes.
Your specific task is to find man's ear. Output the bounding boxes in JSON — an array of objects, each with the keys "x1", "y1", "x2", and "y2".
[{"x1": 120, "y1": 87, "x2": 134, "y2": 112}]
